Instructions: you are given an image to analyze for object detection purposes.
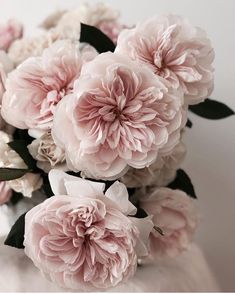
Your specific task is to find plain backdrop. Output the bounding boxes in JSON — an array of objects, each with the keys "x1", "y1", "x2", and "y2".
[{"x1": 0, "y1": 0, "x2": 235, "y2": 291}]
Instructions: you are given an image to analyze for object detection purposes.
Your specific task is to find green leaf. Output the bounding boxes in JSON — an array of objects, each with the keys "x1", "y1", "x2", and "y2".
[
  {"x1": 8, "y1": 140, "x2": 36, "y2": 170},
  {"x1": 9, "y1": 191, "x2": 24, "y2": 205},
  {"x1": 167, "y1": 169, "x2": 197, "y2": 199},
  {"x1": 0, "y1": 168, "x2": 30, "y2": 181},
  {"x1": 189, "y1": 98, "x2": 234, "y2": 119},
  {"x1": 4, "y1": 212, "x2": 26, "y2": 249},
  {"x1": 186, "y1": 118, "x2": 193, "y2": 128},
  {"x1": 80, "y1": 23, "x2": 115, "y2": 53},
  {"x1": 135, "y1": 207, "x2": 148, "y2": 218},
  {"x1": 42, "y1": 174, "x2": 54, "y2": 198},
  {"x1": 13, "y1": 129, "x2": 33, "y2": 144}
]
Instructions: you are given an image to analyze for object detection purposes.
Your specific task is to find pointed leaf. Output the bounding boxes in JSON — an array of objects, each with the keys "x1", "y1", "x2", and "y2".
[
  {"x1": 80, "y1": 23, "x2": 115, "y2": 53},
  {"x1": 13, "y1": 129, "x2": 34, "y2": 144},
  {"x1": 186, "y1": 118, "x2": 193, "y2": 128},
  {"x1": 189, "y1": 98, "x2": 234, "y2": 119},
  {"x1": 167, "y1": 169, "x2": 197, "y2": 199},
  {"x1": 0, "y1": 168, "x2": 30, "y2": 181},
  {"x1": 42, "y1": 174, "x2": 54, "y2": 198},
  {"x1": 135, "y1": 207, "x2": 149, "y2": 218},
  {"x1": 4, "y1": 212, "x2": 26, "y2": 249}
]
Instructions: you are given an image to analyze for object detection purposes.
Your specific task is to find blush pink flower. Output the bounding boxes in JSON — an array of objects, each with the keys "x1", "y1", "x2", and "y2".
[
  {"x1": 0, "y1": 19, "x2": 23, "y2": 51},
  {"x1": 0, "y1": 181, "x2": 12, "y2": 205},
  {"x1": 24, "y1": 170, "x2": 153, "y2": 290},
  {"x1": 52, "y1": 52, "x2": 183, "y2": 180},
  {"x1": 1, "y1": 40, "x2": 97, "y2": 130},
  {"x1": 116, "y1": 14, "x2": 214, "y2": 105},
  {"x1": 140, "y1": 187, "x2": 199, "y2": 258}
]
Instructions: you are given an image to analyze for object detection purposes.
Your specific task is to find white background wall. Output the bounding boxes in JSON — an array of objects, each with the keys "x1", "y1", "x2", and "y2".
[{"x1": 0, "y1": 0, "x2": 235, "y2": 291}]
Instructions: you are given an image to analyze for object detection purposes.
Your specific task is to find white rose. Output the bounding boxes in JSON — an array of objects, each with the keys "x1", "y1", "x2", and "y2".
[
  {"x1": 8, "y1": 173, "x2": 42, "y2": 198},
  {"x1": 121, "y1": 141, "x2": 186, "y2": 188},
  {"x1": 28, "y1": 130, "x2": 66, "y2": 173},
  {"x1": 0, "y1": 131, "x2": 27, "y2": 169}
]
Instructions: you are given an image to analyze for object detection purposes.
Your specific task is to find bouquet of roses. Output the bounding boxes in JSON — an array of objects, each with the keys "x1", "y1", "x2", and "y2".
[{"x1": 0, "y1": 2, "x2": 234, "y2": 291}]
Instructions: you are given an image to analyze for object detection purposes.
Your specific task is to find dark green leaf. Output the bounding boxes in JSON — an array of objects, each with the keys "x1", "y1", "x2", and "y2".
[
  {"x1": 0, "y1": 168, "x2": 30, "y2": 181},
  {"x1": 9, "y1": 191, "x2": 23, "y2": 205},
  {"x1": 167, "y1": 169, "x2": 197, "y2": 199},
  {"x1": 189, "y1": 98, "x2": 234, "y2": 119},
  {"x1": 135, "y1": 207, "x2": 148, "y2": 218},
  {"x1": 13, "y1": 129, "x2": 34, "y2": 144},
  {"x1": 186, "y1": 118, "x2": 193, "y2": 128},
  {"x1": 4, "y1": 212, "x2": 26, "y2": 249},
  {"x1": 80, "y1": 23, "x2": 115, "y2": 53},
  {"x1": 8, "y1": 140, "x2": 36, "y2": 170},
  {"x1": 42, "y1": 174, "x2": 54, "y2": 198}
]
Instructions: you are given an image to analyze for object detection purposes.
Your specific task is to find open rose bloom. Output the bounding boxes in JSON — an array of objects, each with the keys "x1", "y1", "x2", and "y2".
[
  {"x1": 24, "y1": 170, "x2": 153, "y2": 290},
  {"x1": 0, "y1": 6, "x2": 221, "y2": 291},
  {"x1": 52, "y1": 52, "x2": 184, "y2": 179}
]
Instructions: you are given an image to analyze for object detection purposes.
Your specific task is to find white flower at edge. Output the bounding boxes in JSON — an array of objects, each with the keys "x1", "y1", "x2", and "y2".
[
  {"x1": 28, "y1": 130, "x2": 66, "y2": 173},
  {"x1": 0, "y1": 131, "x2": 26, "y2": 169},
  {"x1": 8, "y1": 173, "x2": 42, "y2": 198},
  {"x1": 0, "y1": 130, "x2": 42, "y2": 197}
]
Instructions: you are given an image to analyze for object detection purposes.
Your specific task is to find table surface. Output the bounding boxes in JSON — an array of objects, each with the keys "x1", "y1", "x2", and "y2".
[
  {"x1": 0, "y1": 237, "x2": 219, "y2": 292},
  {"x1": 0, "y1": 0, "x2": 235, "y2": 291}
]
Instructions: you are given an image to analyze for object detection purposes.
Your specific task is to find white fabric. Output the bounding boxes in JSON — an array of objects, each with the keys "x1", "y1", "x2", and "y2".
[{"x1": 0, "y1": 237, "x2": 219, "y2": 292}]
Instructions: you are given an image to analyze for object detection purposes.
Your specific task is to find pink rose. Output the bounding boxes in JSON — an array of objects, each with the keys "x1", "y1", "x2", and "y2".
[
  {"x1": 52, "y1": 52, "x2": 183, "y2": 179},
  {"x1": 121, "y1": 141, "x2": 186, "y2": 188},
  {"x1": 24, "y1": 170, "x2": 153, "y2": 290},
  {"x1": 140, "y1": 187, "x2": 199, "y2": 257},
  {"x1": 1, "y1": 40, "x2": 97, "y2": 130},
  {"x1": 0, "y1": 181, "x2": 12, "y2": 205},
  {"x1": 116, "y1": 14, "x2": 214, "y2": 105},
  {"x1": 0, "y1": 19, "x2": 23, "y2": 51}
]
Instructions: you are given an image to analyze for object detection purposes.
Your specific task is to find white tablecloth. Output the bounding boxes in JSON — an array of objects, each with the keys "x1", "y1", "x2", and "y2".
[{"x1": 0, "y1": 237, "x2": 219, "y2": 292}]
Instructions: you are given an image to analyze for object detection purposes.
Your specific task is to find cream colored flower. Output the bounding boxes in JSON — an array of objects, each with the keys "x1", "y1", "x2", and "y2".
[
  {"x1": 0, "y1": 131, "x2": 26, "y2": 169},
  {"x1": 8, "y1": 173, "x2": 42, "y2": 198},
  {"x1": 40, "y1": 10, "x2": 67, "y2": 30},
  {"x1": 28, "y1": 130, "x2": 66, "y2": 172}
]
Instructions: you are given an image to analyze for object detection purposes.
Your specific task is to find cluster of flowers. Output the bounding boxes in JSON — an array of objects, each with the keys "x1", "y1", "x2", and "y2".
[{"x1": 0, "y1": 2, "x2": 214, "y2": 290}]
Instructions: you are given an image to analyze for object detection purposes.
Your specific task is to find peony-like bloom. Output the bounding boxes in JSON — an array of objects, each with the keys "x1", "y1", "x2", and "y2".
[
  {"x1": 0, "y1": 19, "x2": 23, "y2": 51},
  {"x1": 116, "y1": 14, "x2": 214, "y2": 105},
  {"x1": 8, "y1": 172, "x2": 42, "y2": 198},
  {"x1": 140, "y1": 187, "x2": 199, "y2": 257},
  {"x1": 2, "y1": 39, "x2": 97, "y2": 130},
  {"x1": 28, "y1": 130, "x2": 66, "y2": 172},
  {"x1": 52, "y1": 52, "x2": 183, "y2": 180},
  {"x1": 24, "y1": 170, "x2": 153, "y2": 290},
  {"x1": 121, "y1": 140, "x2": 186, "y2": 188},
  {"x1": 0, "y1": 181, "x2": 12, "y2": 205}
]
